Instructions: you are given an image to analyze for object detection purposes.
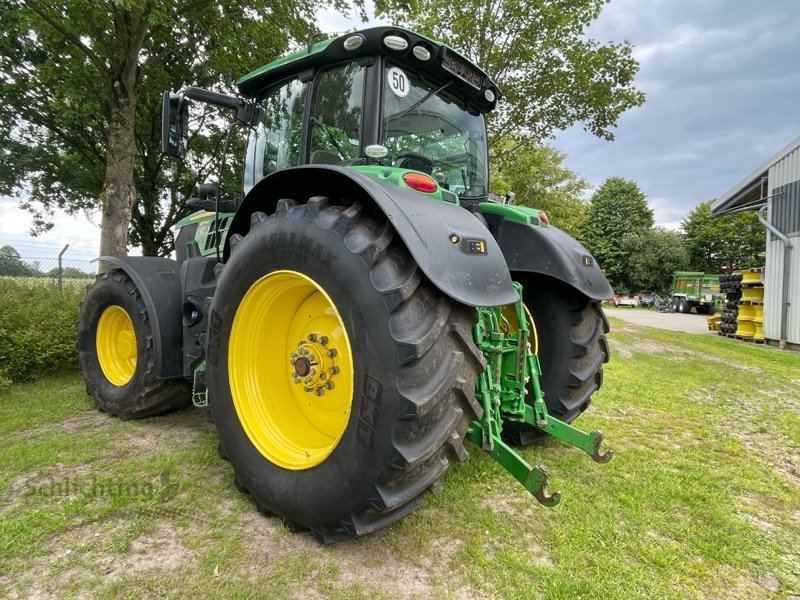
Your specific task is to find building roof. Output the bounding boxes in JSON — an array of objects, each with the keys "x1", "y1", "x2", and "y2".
[{"x1": 711, "y1": 134, "x2": 800, "y2": 215}]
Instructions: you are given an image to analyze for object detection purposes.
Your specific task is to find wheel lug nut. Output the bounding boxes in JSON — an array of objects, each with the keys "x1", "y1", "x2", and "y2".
[
  {"x1": 325, "y1": 381, "x2": 335, "y2": 390},
  {"x1": 291, "y1": 371, "x2": 298, "y2": 378},
  {"x1": 319, "y1": 336, "x2": 328, "y2": 345},
  {"x1": 320, "y1": 373, "x2": 327, "y2": 381},
  {"x1": 314, "y1": 388, "x2": 325, "y2": 397},
  {"x1": 304, "y1": 375, "x2": 312, "y2": 383},
  {"x1": 309, "y1": 368, "x2": 316, "y2": 376},
  {"x1": 329, "y1": 366, "x2": 339, "y2": 375},
  {"x1": 290, "y1": 352, "x2": 298, "y2": 359},
  {"x1": 307, "y1": 333, "x2": 318, "y2": 342},
  {"x1": 327, "y1": 348, "x2": 337, "y2": 357},
  {"x1": 293, "y1": 377, "x2": 300, "y2": 384},
  {"x1": 290, "y1": 358, "x2": 296, "y2": 365},
  {"x1": 298, "y1": 348, "x2": 308, "y2": 355}
]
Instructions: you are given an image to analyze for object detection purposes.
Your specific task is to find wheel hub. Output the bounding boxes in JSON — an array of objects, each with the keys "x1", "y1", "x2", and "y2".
[
  {"x1": 116, "y1": 330, "x2": 135, "y2": 359},
  {"x1": 96, "y1": 305, "x2": 137, "y2": 386},
  {"x1": 289, "y1": 333, "x2": 339, "y2": 396},
  {"x1": 228, "y1": 269, "x2": 353, "y2": 470}
]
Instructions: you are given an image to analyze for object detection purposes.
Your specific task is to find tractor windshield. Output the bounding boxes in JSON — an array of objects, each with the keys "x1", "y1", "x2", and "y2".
[{"x1": 382, "y1": 64, "x2": 489, "y2": 198}]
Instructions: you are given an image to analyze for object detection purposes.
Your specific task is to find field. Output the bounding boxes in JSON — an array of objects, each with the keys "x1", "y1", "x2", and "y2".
[{"x1": 0, "y1": 317, "x2": 798, "y2": 599}]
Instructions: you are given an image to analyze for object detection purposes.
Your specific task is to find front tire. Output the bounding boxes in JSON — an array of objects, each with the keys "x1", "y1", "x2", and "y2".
[
  {"x1": 77, "y1": 270, "x2": 190, "y2": 420},
  {"x1": 207, "y1": 197, "x2": 484, "y2": 541},
  {"x1": 503, "y1": 275, "x2": 610, "y2": 446}
]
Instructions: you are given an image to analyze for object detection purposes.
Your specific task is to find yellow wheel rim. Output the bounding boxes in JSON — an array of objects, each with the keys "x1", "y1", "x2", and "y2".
[
  {"x1": 228, "y1": 270, "x2": 354, "y2": 470},
  {"x1": 501, "y1": 302, "x2": 539, "y2": 355},
  {"x1": 96, "y1": 305, "x2": 137, "y2": 386}
]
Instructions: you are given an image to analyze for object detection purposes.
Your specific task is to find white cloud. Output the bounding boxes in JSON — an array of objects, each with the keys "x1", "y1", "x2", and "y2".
[{"x1": 0, "y1": 196, "x2": 101, "y2": 261}]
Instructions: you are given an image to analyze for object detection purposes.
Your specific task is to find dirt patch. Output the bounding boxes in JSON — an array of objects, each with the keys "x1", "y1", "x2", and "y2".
[
  {"x1": 115, "y1": 408, "x2": 210, "y2": 453},
  {"x1": 607, "y1": 338, "x2": 632, "y2": 359},
  {"x1": 2, "y1": 462, "x2": 98, "y2": 516},
  {"x1": 5, "y1": 521, "x2": 194, "y2": 600},
  {"x1": 739, "y1": 512, "x2": 775, "y2": 532},
  {"x1": 5, "y1": 410, "x2": 107, "y2": 443},
  {"x1": 336, "y1": 548, "x2": 434, "y2": 599}
]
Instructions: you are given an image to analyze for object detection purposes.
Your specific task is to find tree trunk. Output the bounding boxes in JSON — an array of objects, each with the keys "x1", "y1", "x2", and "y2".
[
  {"x1": 97, "y1": 6, "x2": 149, "y2": 272},
  {"x1": 98, "y1": 91, "x2": 138, "y2": 270}
]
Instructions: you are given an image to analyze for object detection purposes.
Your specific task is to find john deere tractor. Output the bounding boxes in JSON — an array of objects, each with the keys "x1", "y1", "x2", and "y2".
[{"x1": 77, "y1": 27, "x2": 613, "y2": 542}]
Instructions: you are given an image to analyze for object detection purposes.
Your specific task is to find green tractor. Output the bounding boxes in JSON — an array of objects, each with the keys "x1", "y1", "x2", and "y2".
[{"x1": 77, "y1": 27, "x2": 613, "y2": 542}]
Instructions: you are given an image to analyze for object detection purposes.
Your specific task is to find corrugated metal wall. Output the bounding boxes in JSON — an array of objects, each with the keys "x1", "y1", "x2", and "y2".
[{"x1": 765, "y1": 144, "x2": 800, "y2": 344}]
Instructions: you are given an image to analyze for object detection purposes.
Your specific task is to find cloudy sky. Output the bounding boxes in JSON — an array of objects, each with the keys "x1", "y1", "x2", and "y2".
[
  {"x1": 2, "y1": 0, "x2": 799, "y2": 261},
  {"x1": 551, "y1": 0, "x2": 800, "y2": 228}
]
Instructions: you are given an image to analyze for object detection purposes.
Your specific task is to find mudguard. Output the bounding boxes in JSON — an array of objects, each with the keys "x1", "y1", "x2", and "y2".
[
  {"x1": 226, "y1": 165, "x2": 518, "y2": 307},
  {"x1": 98, "y1": 256, "x2": 184, "y2": 379},
  {"x1": 485, "y1": 218, "x2": 613, "y2": 301}
]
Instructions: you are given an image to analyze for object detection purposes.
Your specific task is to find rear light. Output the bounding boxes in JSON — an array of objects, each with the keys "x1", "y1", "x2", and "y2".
[
  {"x1": 538, "y1": 211, "x2": 549, "y2": 225},
  {"x1": 402, "y1": 172, "x2": 438, "y2": 193}
]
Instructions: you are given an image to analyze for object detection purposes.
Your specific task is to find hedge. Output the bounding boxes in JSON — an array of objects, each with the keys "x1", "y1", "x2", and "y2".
[{"x1": 0, "y1": 278, "x2": 86, "y2": 388}]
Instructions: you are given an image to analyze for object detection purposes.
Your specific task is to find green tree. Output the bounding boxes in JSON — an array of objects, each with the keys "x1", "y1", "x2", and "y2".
[
  {"x1": 0, "y1": 0, "x2": 353, "y2": 258},
  {"x1": 581, "y1": 176, "x2": 653, "y2": 289},
  {"x1": 0, "y1": 246, "x2": 33, "y2": 277},
  {"x1": 491, "y1": 143, "x2": 590, "y2": 238},
  {"x1": 46, "y1": 265, "x2": 92, "y2": 279},
  {"x1": 681, "y1": 200, "x2": 765, "y2": 272},
  {"x1": 375, "y1": 0, "x2": 645, "y2": 155},
  {"x1": 619, "y1": 227, "x2": 688, "y2": 295}
]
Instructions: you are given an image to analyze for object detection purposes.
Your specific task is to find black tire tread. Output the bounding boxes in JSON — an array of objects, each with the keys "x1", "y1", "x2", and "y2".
[
  {"x1": 77, "y1": 270, "x2": 190, "y2": 421},
  {"x1": 224, "y1": 200, "x2": 483, "y2": 541},
  {"x1": 503, "y1": 276, "x2": 609, "y2": 446}
]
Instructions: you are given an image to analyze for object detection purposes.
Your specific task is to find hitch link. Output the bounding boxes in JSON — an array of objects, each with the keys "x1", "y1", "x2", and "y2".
[{"x1": 469, "y1": 283, "x2": 612, "y2": 506}]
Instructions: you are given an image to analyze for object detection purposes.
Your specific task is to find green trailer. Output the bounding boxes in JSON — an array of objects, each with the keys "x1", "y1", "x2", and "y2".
[{"x1": 670, "y1": 271, "x2": 721, "y2": 314}]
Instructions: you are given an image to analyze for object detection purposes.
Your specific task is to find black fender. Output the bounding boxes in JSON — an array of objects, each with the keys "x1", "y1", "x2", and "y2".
[
  {"x1": 98, "y1": 256, "x2": 184, "y2": 379},
  {"x1": 225, "y1": 165, "x2": 518, "y2": 307},
  {"x1": 486, "y1": 218, "x2": 613, "y2": 301}
]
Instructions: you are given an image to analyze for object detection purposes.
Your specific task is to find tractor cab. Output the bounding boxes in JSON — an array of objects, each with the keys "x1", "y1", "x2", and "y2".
[{"x1": 165, "y1": 27, "x2": 499, "y2": 205}]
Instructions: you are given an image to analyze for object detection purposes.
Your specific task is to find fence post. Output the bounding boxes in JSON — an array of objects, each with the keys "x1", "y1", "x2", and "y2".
[{"x1": 58, "y1": 244, "x2": 69, "y2": 292}]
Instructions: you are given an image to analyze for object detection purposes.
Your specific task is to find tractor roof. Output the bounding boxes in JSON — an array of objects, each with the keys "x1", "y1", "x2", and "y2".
[{"x1": 236, "y1": 26, "x2": 500, "y2": 112}]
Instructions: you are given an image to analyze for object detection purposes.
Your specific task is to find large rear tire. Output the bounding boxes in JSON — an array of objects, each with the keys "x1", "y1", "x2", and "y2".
[
  {"x1": 503, "y1": 275, "x2": 610, "y2": 446},
  {"x1": 207, "y1": 196, "x2": 483, "y2": 541},
  {"x1": 77, "y1": 269, "x2": 190, "y2": 420}
]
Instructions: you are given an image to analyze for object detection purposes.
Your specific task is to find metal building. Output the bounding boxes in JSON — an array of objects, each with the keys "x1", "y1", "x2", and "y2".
[{"x1": 712, "y1": 135, "x2": 800, "y2": 350}]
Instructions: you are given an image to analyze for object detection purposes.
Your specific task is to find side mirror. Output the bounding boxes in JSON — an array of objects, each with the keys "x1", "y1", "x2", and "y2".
[{"x1": 161, "y1": 90, "x2": 189, "y2": 158}]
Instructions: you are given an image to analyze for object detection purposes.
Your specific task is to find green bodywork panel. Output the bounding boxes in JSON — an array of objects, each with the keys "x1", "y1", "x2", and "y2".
[
  {"x1": 237, "y1": 38, "x2": 336, "y2": 86},
  {"x1": 174, "y1": 210, "x2": 235, "y2": 257},
  {"x1": 478, "y1": 202, "x2": 546, "y2": 227},
  {"x1": 174, "y1": 166, "x2": 450, "y2": 257},
  {"x1": 350, "y1": 165, "x2": 452, "y2": 203},
  {"x1": 468, "y1": 282, "x2": 612, "y2": 505}
]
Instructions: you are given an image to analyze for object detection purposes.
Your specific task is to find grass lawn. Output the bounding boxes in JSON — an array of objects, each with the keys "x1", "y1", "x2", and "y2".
[{"x1": 1, "y1": 317, "x2": 798, "y2": 599}]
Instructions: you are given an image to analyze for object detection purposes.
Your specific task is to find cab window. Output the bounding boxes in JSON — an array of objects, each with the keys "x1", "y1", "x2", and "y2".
[
  {"x1": 307, "y1": 62, "x2": 364, "y2": 164},
  {"x1": 243, "y1": 78, "x2": 306, "y2": 192}
]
